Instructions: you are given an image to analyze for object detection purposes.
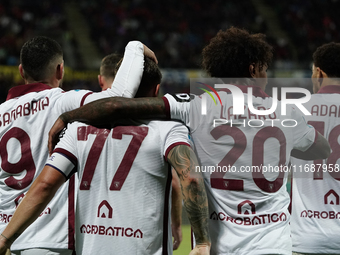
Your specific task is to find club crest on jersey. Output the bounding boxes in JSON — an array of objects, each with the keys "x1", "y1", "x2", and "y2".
[
  {"x1": 324, "y1": 189, "x2": 339, "y2": 205},
  {"x1": 97, "y1": 200, "x2": 113, "y2": 218},
  {"x1": 237, "y1": 200, "x2": 256, "y2": 215}
]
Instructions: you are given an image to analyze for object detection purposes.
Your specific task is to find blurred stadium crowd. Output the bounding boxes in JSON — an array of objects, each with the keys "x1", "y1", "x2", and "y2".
[
  {"x1": 270, "y1": 0, "x2": 340, "y2": 62},
  {"x1": 0, "y1": 0, "x2": 340, "y2": 102}
]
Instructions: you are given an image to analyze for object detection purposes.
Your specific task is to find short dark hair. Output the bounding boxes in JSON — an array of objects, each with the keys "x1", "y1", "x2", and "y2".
[
  {"x1": 313, "y1": 42, "x2": 340, "y2": 78},
  {"x1": 20, "y1": 36, "x2": 63, "y2": 81},
  {"x1": 116, "y1": 57, "x2": 162, "y2": 97},
  {"x1": 100, "y1": 53, "x2": 122, "y2": 79},
  {"x1": 202, "y1": 27, "x2": 273, "y2": 78}
]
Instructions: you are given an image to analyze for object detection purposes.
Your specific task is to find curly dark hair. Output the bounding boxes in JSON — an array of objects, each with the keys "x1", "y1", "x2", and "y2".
[
  {"x1": 202, "y1": 27, "x2": 273, "y2": 78},
  {"x1": 313, "y1": 42, "x2": 340, "y2": 78},
  {"x1": 20, "y1": 36, "x2": 63, "y2": 81}
]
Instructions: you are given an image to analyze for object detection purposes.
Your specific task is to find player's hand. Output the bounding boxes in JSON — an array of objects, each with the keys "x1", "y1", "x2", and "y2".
[
  {"x1": 171, "y1": 224, "x2": 182, "y2": 250},
  {"x1": 48, "y1": 117, "x2": 66, "y2": 155},
  {"x1": 0, "y1": 246, "x2": 9, "y2": 255},
  {"x1": 0, "y1": 248, "x2": 10, "y2": 255},
  {"x1": 143, "y1": 44, "x2": 158, "y2": 64},
  {"x1": 189, "y1": 244, "x2": 210, "y2": 255},
  {"x1": 0, "y1": 236, "x2": 11, "y2": 255}
]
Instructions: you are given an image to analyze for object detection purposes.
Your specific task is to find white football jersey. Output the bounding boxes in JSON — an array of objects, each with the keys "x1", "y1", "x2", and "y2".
[
  {"x1": 163, "y1": 83, "x2": 316, "y2": 255},
  {"x1": 46, "y1": 120, "x2": 190, "y2": 255},
  {"x1": 0, "y1": 41, "x2": 144, "y2": 251},
  {"x1": 290, "y1": 85, "x2": 340, "y2": 254}
]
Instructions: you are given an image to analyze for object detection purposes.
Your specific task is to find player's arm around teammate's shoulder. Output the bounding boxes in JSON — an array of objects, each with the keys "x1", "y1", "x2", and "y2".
[
  {"x1": 167, "y1": 144, "x2": 211, "y2": 254},
  {"x1": 48, "y1": 97, "x2": 166, "y2": 154},
  {"x1": 103, "y1": 41, "x2": 157, "y2": 98},
  {"x1": 78, "y1": 41, "x2": 157, "y2": 106}
]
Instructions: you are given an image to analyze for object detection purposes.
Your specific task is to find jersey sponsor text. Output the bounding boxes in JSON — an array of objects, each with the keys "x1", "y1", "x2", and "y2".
[
  {"x1": 210, "y1": 211, "x2": 287, "y2": 226},
  {"x1": 0, "y1": 207, "x2": 51, "y2": 223},
  {"x1": 299, "y1": 210, "x2": 340, "y2": 219}
]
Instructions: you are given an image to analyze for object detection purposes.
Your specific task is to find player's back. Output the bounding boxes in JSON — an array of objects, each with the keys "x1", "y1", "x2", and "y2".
[
  {"x1": 51, "y1": 119, "x2": 189, "y2": 255},
  {"x1": 290, "y1": 85, "x2": 340, "y2": 253},
  {"x1": 165, "y1": 84, "x2": 316, "y2": 254},
  {"x1": 0, "y1": 84, "x2": 90, "y2": 250}
]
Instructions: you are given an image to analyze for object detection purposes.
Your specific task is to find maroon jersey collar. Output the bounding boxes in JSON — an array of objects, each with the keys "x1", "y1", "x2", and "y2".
[
  {"x1": 317, "y1": 85, "x2": 340, "y2": 94},
  {"x1": 220, "y1": 84, "x2": 270, "y2": 98},
  {"x1": 6, "y1": 83, "x2": 54, "y2": 101}
]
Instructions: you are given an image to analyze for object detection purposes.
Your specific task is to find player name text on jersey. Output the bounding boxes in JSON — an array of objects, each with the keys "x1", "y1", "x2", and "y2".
[
  {"x1": 310, "y1": 104, "x2": 340, "y2": 117},
  {"x1": 0, "y1": 97, "x2": 49, "y2": 128}
]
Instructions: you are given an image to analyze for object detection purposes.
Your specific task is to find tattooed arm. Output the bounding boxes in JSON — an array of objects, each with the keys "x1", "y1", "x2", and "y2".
[
  {"x1": 167, "y1": 145, "x2": 210, "y2": 254},
  {"x1": 49, "y1": 97, "x2": 166, "y2": 154}
]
